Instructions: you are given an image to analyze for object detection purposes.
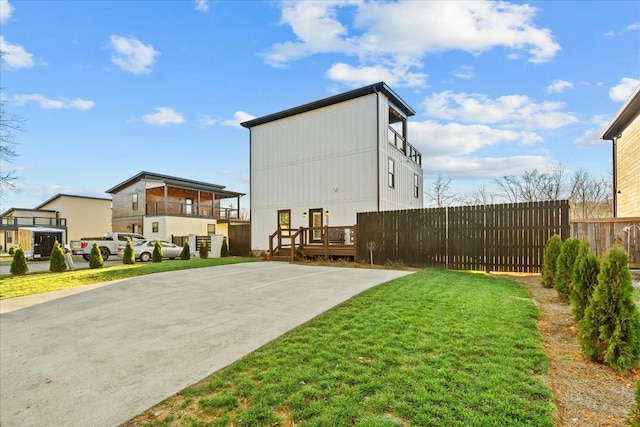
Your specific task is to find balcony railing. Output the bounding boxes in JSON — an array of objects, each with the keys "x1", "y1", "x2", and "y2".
[
  {"x1": 0, "y1": 216, "x2": 67, "y2": 229},
  {"x1": 145, "y1": 201, "x2": 239, "y2": 219},
  {"x1": 388, "y1": 127, "x2": 422, "y2": 166}
]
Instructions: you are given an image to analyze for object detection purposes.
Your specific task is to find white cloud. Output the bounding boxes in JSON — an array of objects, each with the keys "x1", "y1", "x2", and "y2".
[
  {"x1": 422, "y1": 155, "x2": 550, "y2": 179},
  {"x1": 13, "y1": 94, "x2": 94, "y2": 110},
  {"x1": 0, "y1": 36, "x2": 35, "y2": 70},
  {"x1": 573, "y1": 114, "x2": 616, "y2": 146},
  {"x1": 546, "y1": 79, "x2": 573, "y2": 94},
  {"x1": 628, "y1": 22, "x2": 640, "y2": 31},
  {"x1": 423, "y1": 91, "x2": 578, "y2": 130},
  {"x1": 264, "y1": 1, "x2": 560, "y2": 77},
  {"x1": 198, "y1": 114, "x2": 217, "y2": 127},
  {"x1": 221, "y1": 111, "x2": 255, "y2": 128},
  {"x1": 109, "y1": 35, "x2": 159, "y2": 74},
  {"x1": 453, "y1": 65, "x2": 474, "y2": 80},
  {"x1": 195, "y1": 0, "x2": 209, "y2": 12},
  {"x1": 0, "y1": 0, "x2": 13, "y2": 23},
  {"x1": 609, "y1": 77, "x2": 640, "y2": 102},
  {"x1": 142, "y1": 107, "x2": 185, "y2": 125},
  {"x1": 409, "y1": 120, "x2": 542, "y2": 158},
  {"x1": 326, "y1": 62, "x2": 427, "y2": 87}
]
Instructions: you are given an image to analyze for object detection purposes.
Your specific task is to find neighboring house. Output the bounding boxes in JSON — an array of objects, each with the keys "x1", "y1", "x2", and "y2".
[
  {"x1": 241, "y1": 82, "x2": 423, "y2": 251},
  {"x1": 0, "y1": 194, "x2": 110, "y2": 257},
  {"x1": 601, "y1": 83, "x2": 640, "y2": 217},
  {"x1": 35, "y1": 194, "x2": 112, "y2": 242},
  {"x1": 105, "y1": 171, "x2": 245, "y2": 243}
]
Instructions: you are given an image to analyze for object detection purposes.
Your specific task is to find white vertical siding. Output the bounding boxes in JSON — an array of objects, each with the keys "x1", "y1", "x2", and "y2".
[{"x1": 251, "y1": 95, "x2": 380, "y2": 250}]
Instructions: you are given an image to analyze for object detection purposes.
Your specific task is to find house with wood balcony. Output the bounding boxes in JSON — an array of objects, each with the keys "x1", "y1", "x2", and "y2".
[
  {"x1": 241, "y1": 82, "x2": 423, "y2": 259},
  {"x1": 106, "y1": 171, "x2": 245, "y2": 243}
]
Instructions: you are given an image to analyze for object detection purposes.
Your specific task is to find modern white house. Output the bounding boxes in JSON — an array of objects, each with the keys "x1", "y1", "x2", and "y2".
[{"x1": 241, "y1": 82, "x2": 423, "y2": 253}]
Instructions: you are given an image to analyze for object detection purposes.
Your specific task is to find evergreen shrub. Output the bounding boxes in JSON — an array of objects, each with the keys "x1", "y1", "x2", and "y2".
[
  {"x1": 199, "y1": 240, "x2": 208, "y2": 259},
  {"x1": 578, "y1": 246, "x2": 640, "y2": 373},
  {"x1": 89, "y1": 242, "x2": 104, "y2": 269},
  {"x1": 221, "y1": 237, "x2": 229, "y2": 257},
  {"x1": 554, "y1": 237, "x2": 581, "y2": 300},
  {"x1": 122, "y1": 238, "x2": 135, "y2": 264},
  {"x1": 541, "y1": 234, "x2": 562, "y2": 288},
  {"x1": 180, "y1": 241, "x2": 190, "y2": 260},
  {"x1": 152, "y1": 240, "x2": 163, "y2": 263},
  {"x1": 10, "y1": 246, "x2": 28, "y2": 275},
  {"x1": 49, "y1": 241, "x2": 67, "y2": 272},
  {"x1": 569, "y1": 240, "x2": 600, "y2": 321}
]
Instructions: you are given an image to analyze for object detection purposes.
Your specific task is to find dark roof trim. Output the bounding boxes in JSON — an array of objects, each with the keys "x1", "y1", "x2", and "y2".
[
  {"x1": 601, "y1": 84, "x2": 640, "y2": 140},
  {"x1": 105, "y1": 171, "x2": 245, "y2": 198},
  {"x1": 241, "y1": 82, "x2": 415, "y2": 129},
  {"x1": 34, "y1": 193, "x2": 112, "y2": 210},
  {"x1": 1, "y1": 207, "x2": 57, "y2": 217}
]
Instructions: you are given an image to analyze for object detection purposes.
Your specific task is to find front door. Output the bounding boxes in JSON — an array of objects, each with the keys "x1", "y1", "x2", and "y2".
[
  {"x1": 33, "y1": 231, "x2": 63, "y2": 258},
  {"x1": 278, "y1": 209, "x2": 291, "y2": 237},
  {"x1": 309, "y1": 208, "x2": 323, "y2": 243}
]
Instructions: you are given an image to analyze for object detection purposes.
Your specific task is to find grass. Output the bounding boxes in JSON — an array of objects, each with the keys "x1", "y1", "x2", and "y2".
[
  {"x1": 125, "y1": 269, "x2": 554, "y2": 427},
  {"x1": 0, "y1": 257, "x2": 257, "y2": 299}
]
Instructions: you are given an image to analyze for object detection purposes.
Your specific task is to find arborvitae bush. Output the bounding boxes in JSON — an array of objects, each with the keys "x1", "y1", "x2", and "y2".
[
  {"x1": 122, "y1": 238, "x2": 135, "y2": 264},
  {"x1": 89, "y1": 242, "x2": 104, "y2": 269},
  {"x1": 10, "y1": 246, "x2": 28, "y2": 275},
  {"x1": 221, "y1": 237, "x2": 229, "y2": 257},
  {"x1": 49, "y1": 241, "x2": 67, "y2": 272},
  {"x1": 541, "y1": 234, "x2": 562, "y2": 288},
  {"x1": 569, "y1": 240, "x2": 600, "y2": 321},
  {"x1": 180, "y1": 241, "x2": 190, "y2": 260},
  {"x1": 578, "y1": 246, "x2": 640, "y2": 374},
  {"x1": 152, "y1": 240, "x2": 163, "y2": 263},
  {"x1": 554, "y1": 237, "x2": 581, "y2": 300},
  {"x1": 199, "y1": 240, "x2": 208, "y2": 259}
]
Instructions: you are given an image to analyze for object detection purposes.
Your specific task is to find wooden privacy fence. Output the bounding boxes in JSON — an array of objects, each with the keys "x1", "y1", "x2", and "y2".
[
  {"x1": 228, "y1": 223, "x2": 252, "y2": 256},
  {"x1": 570, "y1": 217, "x2": 640, "y2": 268},
  {"x1": 356, "y1": 200, "x2": 570, "y2": 272}
]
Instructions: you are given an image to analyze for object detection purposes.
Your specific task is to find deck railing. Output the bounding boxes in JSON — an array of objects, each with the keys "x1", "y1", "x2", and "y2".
[
  {"x1": 145, "y1": 202, "x2": 238, "y2": 219},
  {"x1": 0, "y1": 216, "x2": 67, "y2": 229},
  {"x1": 269, "y1": 225, "x2": 357, "y2": 262}
]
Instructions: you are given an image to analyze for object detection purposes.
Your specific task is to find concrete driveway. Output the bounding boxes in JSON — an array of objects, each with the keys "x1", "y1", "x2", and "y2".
[{"x1": 0, "y1": 262, "x2": 412, "y2": 427}]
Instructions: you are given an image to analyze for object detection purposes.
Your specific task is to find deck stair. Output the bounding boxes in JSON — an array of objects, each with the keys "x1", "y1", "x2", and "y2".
[{"x1": 268, "y1": 225, "x2": 357, "y2": 262}]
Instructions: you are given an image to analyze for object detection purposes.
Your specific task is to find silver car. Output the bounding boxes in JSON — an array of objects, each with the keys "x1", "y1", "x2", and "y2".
[{"x1": 117, "y1": 239, "x2": 183, "y2": 262}]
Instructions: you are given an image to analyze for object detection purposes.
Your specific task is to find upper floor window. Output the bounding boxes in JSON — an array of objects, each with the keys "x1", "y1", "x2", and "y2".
[
  {"x1": 132, "y1": 193, "x2": 138, "y2": 210},
  {"x1": 414, "y1": 174, "x2": 420, "y2": 198},
  {"x1": 388, "y1": 158, "x2": 395, "y2": 188}
]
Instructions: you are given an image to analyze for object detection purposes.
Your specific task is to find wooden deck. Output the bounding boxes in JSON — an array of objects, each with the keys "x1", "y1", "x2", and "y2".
[{"x1": 269, "y1": 226, "x2": 357, "y2": 262}]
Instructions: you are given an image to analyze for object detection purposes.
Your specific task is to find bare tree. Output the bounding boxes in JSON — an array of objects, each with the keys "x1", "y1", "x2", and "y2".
[
  {"x1": 464, "y1": 184, "x2": 498, "y2": 206},
  {"x1": 424, "y1": 174, "x2": 458, "y2": 207},
  {"x1": 568, "y1": 167, "x2": 612, "y2": 218},
  {"x1": 494, "y1": 164, "x2": 569, "y2": 203},
  {"x1": 0, "y1": 86, "x2": 25, "y2": 197}
]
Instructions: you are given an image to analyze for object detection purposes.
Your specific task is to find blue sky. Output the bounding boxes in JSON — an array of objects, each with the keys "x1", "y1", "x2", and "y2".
[{"x1": 1, "y1": 0, "x2": 639, "y2": 212}]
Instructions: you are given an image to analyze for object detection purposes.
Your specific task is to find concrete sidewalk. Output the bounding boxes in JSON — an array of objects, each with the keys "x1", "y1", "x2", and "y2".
[{"x1": 0, "y1": 262, "x2": 412, "y2": 427}]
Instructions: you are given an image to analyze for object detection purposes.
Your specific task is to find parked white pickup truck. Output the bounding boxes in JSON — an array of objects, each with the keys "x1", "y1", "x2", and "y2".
[{"x1": 70, "y1": 232, "x2": 145, "y2": 261}]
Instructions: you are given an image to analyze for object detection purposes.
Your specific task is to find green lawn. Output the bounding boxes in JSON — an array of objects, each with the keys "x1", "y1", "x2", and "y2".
[
  {"x1": 0, "y1": 257, "x2": 257, "y2": 299},
  {"x1": 125, "y1": 269, "x2": 554, "y2": 427}
]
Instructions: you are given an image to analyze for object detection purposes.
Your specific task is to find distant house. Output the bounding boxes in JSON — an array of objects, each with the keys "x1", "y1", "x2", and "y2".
[
  {"x1": 241, "y1": 82, "x2": 423, "y2": 252},
  {"x1": 601, "y1": 84, "x2": 640, "y2": 217},
  {"x1": 105, "y1": 171, "x2": 246, "y2": 243},
  {"x1": 0, "y1": 194, "x2": 111, "y2": 257}
]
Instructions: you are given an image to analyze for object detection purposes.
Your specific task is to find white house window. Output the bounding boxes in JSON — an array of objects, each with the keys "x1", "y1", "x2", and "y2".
[
  {"x1": 152, "y1": 222, "x2": 159, "y2": 233},
  {"x1": 414, "y1": 174, "x2": 419, "y2": 198},
  {"x1": 207, "y1": 224, "x2": 216, "y2": 235},
  {"x1": 132, "y1": 193, "x2": 138, "y2": 210},
  {"x1": 388, "y1": 158, "x2": 395, "y2": 188}
]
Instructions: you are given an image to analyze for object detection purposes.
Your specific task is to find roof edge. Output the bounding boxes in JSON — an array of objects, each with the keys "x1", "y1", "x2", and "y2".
[
  {"x1": 601, "y1": 83, "x2": 640, "y2": 140},
  {"x1": 241, "y1": 82, "x2": 415, "y2": 129}
]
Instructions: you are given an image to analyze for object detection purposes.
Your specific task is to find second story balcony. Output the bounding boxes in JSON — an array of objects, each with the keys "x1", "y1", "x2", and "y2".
[
  {"x1": 388, "y1": 126, "x2": 422, "y2": 166},
  {"x1": 145, "y1": 201, "x2": 240, "y2": 219},
  {"x1": 0, "y1": 216, "x2": 67, "y2": 230}
]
